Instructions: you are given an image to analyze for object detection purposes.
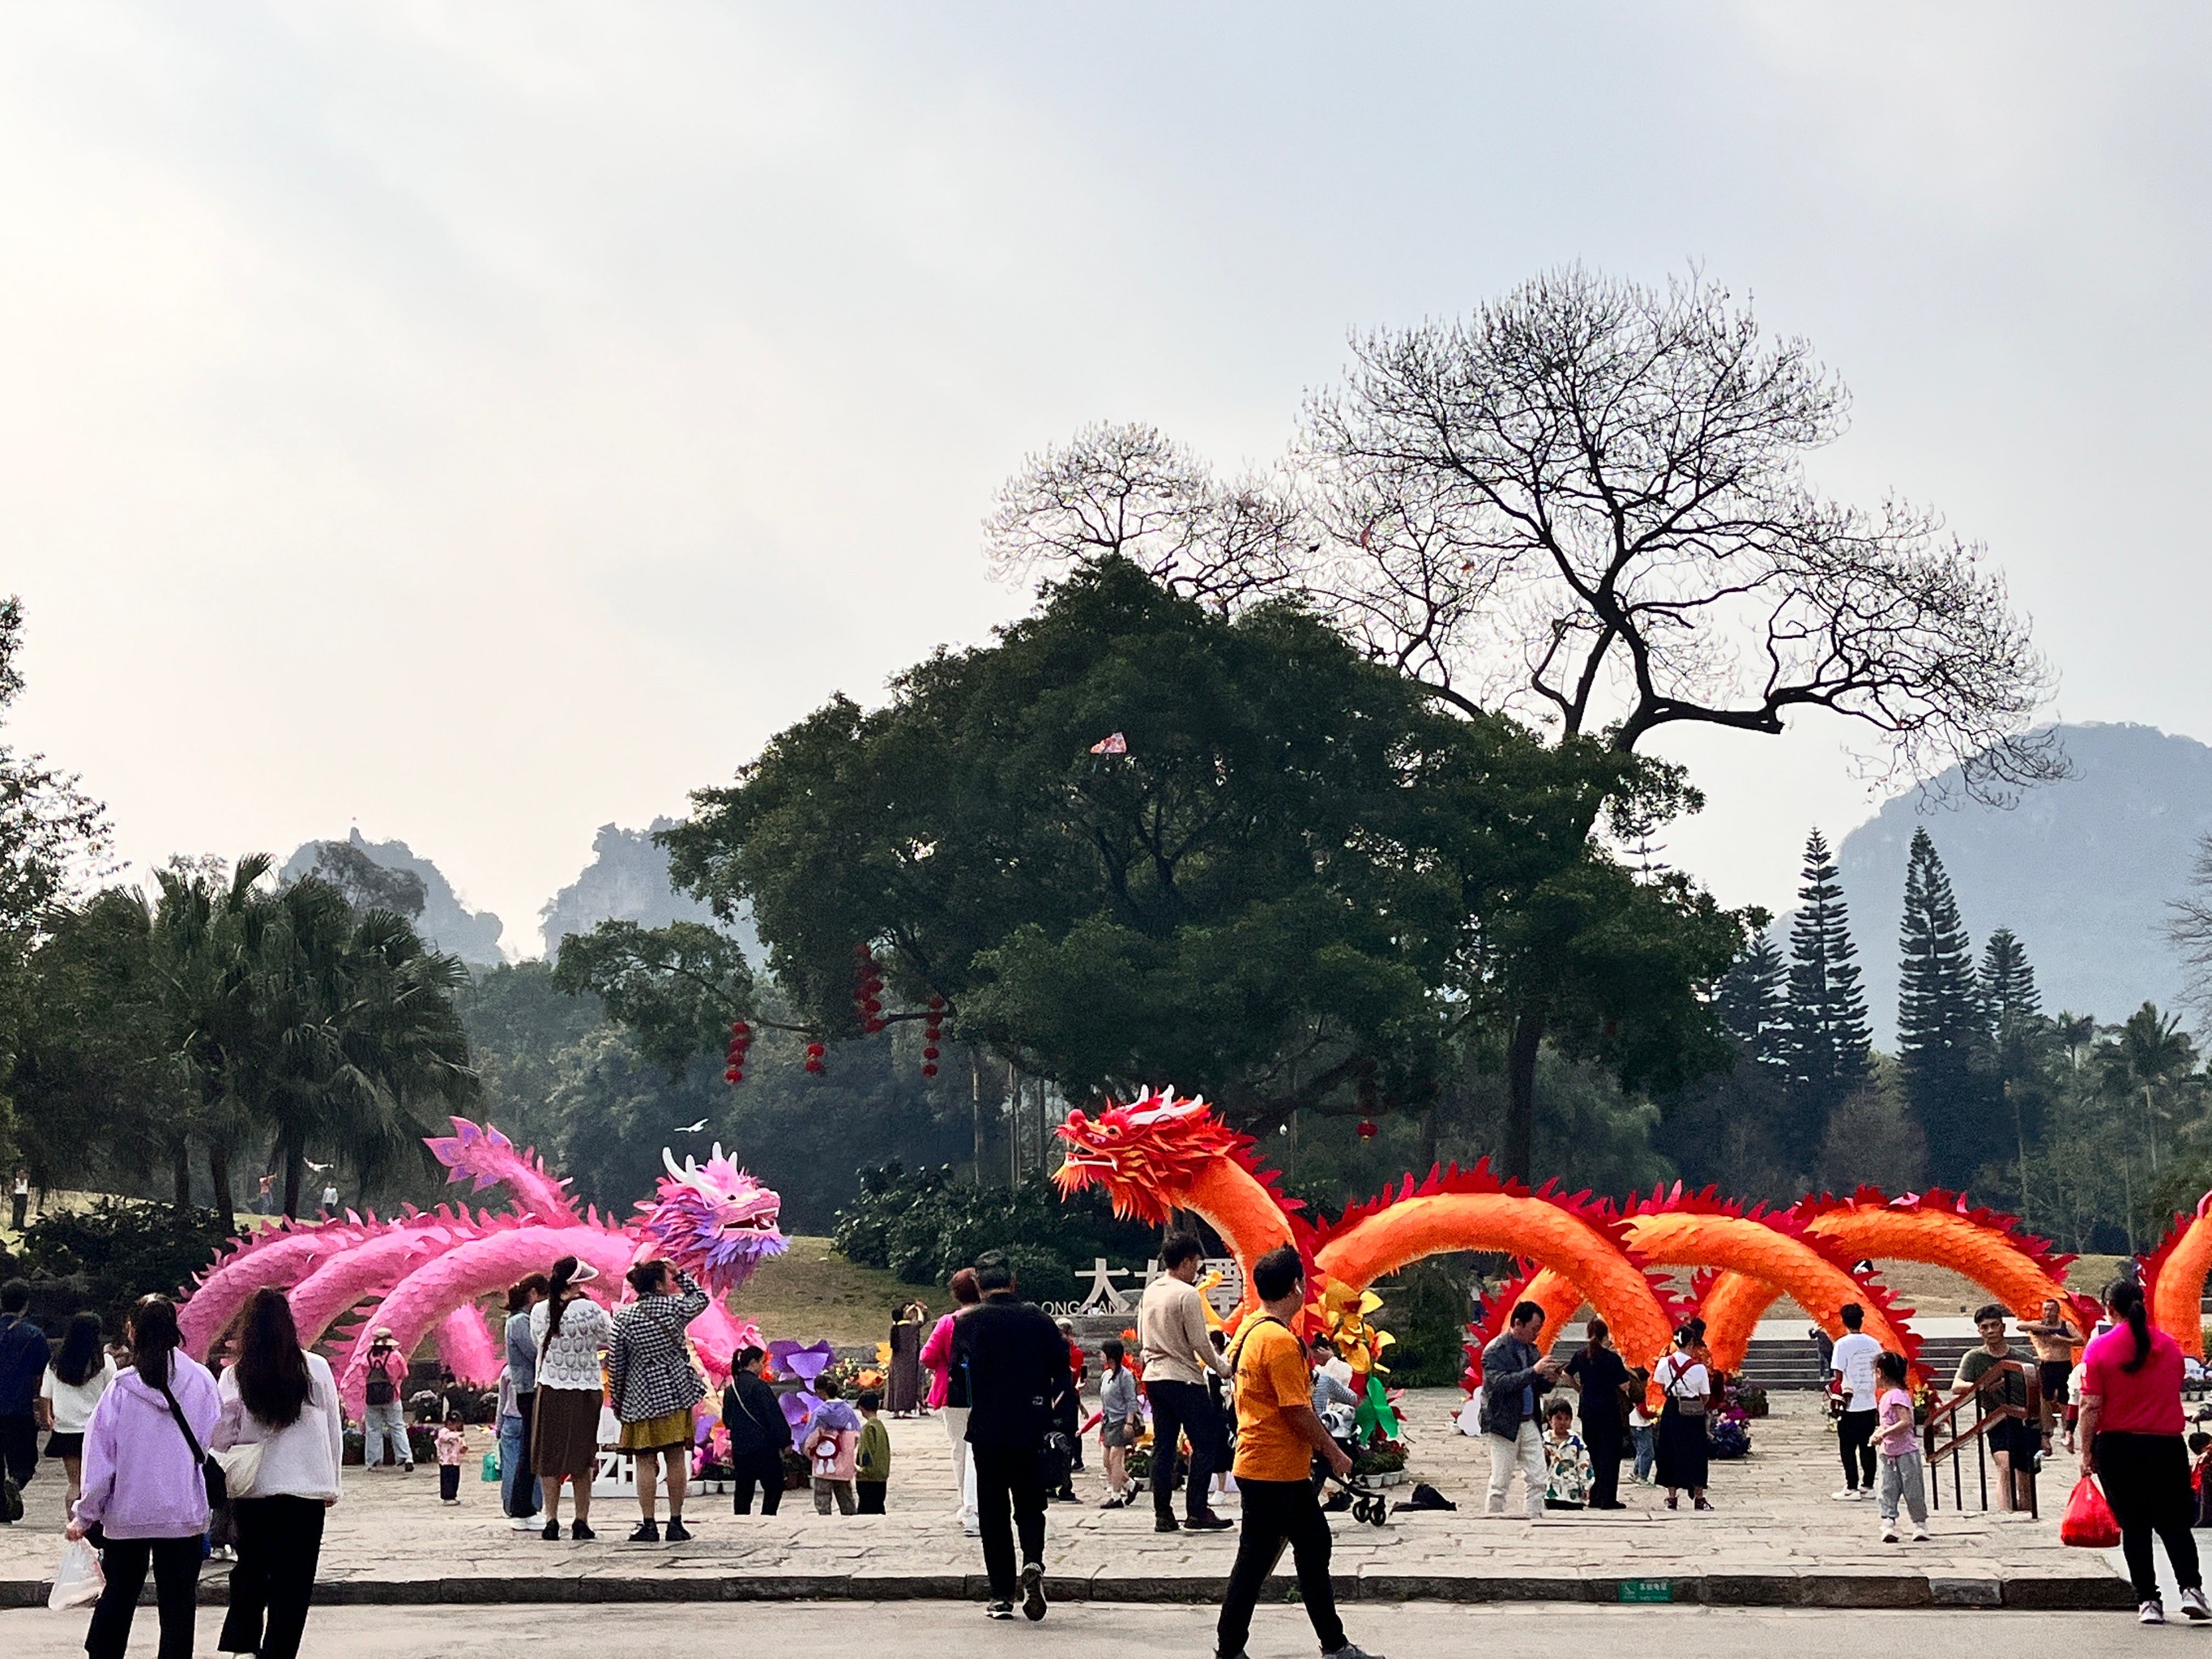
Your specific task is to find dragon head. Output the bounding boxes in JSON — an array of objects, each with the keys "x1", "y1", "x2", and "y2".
[
  {"x1": 634, "y1": 1145, "x2": 787, "y2": 1296},
  {"x1": 1053, "y1": 1089, "x2": 1249, "y2": 1226}
]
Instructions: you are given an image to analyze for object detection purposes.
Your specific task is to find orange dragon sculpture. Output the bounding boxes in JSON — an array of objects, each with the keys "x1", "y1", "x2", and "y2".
[{"x1": 1054, "y1": 1088, "x2": 2159, "y2": 1380}]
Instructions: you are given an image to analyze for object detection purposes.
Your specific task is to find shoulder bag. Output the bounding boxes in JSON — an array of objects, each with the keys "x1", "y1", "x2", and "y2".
[
  {"x1": 156, "y1": 1375, "x2": 252, "y2": 1546},
  {"x1": 1662, "y1": 1354, "x2": 1707, "y2": 1419}
]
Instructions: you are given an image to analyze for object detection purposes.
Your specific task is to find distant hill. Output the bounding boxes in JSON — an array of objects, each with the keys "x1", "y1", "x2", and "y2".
[
  {"x1": 1828, "y1": 723, "x2": 2212, "y2": 1047},
  {"x1": 536, "y1": 818, "x2": 754, "y2": 962},
  {"x1": 279, "y1": 830, "x2": 506, "y2": 966}
]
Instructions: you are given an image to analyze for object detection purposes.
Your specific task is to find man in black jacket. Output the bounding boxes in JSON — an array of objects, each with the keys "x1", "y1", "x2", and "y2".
[
  {"x1": 722, "y1": 1345, "x2": 794, "y2": 1515},
  {"x1": 953, "y1": 1251, "x2": 1071, "y2": 1623}
]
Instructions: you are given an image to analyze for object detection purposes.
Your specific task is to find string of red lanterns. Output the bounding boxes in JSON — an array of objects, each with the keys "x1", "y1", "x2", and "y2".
[{"x1": 723, "y1": 1018, "x2": 752, "y2": 1086}]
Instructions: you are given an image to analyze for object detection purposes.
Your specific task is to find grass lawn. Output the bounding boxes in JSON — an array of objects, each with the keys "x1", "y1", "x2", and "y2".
[{"x1": 732, "y1": 1235, "x2": 944, "y2": 1347}]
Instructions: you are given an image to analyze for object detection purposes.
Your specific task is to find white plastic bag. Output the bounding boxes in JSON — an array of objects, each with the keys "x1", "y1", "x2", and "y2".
[
  {"x1": 50, "y1": 1537, "x2": 103, "y2": 1611},
  {"x1": 596, "y1": 1403, "x2": 620, "y2": 1447}
]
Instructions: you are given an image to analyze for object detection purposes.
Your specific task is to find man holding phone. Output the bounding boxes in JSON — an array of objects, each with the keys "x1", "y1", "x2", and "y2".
[{"x1": 1480, "y1": 1301, "x2": 1564, "y2": 1519}]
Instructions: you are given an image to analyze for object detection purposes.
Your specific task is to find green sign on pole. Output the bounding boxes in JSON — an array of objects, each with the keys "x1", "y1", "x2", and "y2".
[{"x1": 1616, "y1": 1579, "x2": 1673, "y2": 1604}]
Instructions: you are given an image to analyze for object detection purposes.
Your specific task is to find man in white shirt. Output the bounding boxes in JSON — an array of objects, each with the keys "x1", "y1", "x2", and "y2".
[
  {"x1": 1137, "y1": 1231, "x2": 1233, "y2": 1533},
  {"x1": 1829, "y1": 1302, "x2": 1882, "y2": 1499}
]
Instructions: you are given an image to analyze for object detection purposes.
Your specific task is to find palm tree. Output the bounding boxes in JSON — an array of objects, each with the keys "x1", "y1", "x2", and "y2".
[
  {"x1": 147, "y1": 855, "x2": 277, "y2": 1220},
  {"x1": 2100, "y1": 1002, "x2": 2198, "y2": 1177},
  {"x1": 252, "y1": 876, "x2": 477, "y2": 1216}
]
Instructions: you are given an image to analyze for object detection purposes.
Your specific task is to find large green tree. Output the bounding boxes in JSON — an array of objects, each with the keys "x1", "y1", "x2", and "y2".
[
  {"x1": 0, "y1": 597, "x2": 113, "y2": 1175},
  {"x1": 661, "y1": 557, "x2": 1748, "y2": 1137},
  {"x1": 1778, "y1": 830, "x2": 1872, "y2": 1174},
  {"x1": 988, "y1": 271, "x2": 2054, "y2": 1176},
  {"x1": 1898, "y1": 828, "x2": 2000, "y2": 1187}
]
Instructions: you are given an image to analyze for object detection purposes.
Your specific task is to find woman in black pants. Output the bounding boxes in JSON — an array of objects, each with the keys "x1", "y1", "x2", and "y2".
[
  {"x1": 213, "y1": 1287, "x2": 345, "y2": 1659},
  {"x1": 723, "y1": 1344, "x2": 792, "y2": 1513},
  {"x1": 2079, "y1": 1277, "x2": 2207, "y2": 1625},
  {"x1": 70, "y1": 1294, "x2": 220, "y2": 1659}
]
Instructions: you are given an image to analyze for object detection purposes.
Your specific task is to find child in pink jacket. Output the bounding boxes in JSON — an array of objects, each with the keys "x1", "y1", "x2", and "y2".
[{"x1": 801, "y1": 1380, "x2": 863, "y2": 1516}]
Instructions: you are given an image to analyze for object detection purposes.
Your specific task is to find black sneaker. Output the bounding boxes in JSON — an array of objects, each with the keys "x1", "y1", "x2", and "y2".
[
  {"x1": 1185, "y1": 1512, "x2": 1234, "y2": 1531},
  {"x1": 985, "y1": 1601, "x2": 1014, "y2": 1621},
  {"x1": 1322, "y1": 1646, "x2": 1385, "y2": 1659},
  {"x1": 570, "y1": 1521, "x2": 596, "y2": 1541},
  {"x1": 540, "y1": 1519, "x2": 560, "y2": 1542},
  {"x1": 1019, "y1": 1561, "x2": 1048, "y2": 1622},
  {"x1": 1154, "y1": 1514, "x2": 1181, "y2": 1533},
  {"x1": 664, "y1": 1518, "x2": 692, "y2": 1543},
  {"x1": 629, "y1": 1518, "x2": 660, "y2": 1543}
]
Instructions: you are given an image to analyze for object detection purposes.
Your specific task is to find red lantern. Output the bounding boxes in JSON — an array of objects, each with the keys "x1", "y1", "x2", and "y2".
[
  {"x1": 805, "y1": 1060, "x2": 824, "y2": 1074},
  {"x1": 923, "y1": 1045, "x2": 940, "y2": 1060},
  {"x1": 724, "y1": 1067, "x2": 739, "y2": 1083},
  {"x1": 1356, "y1": 1120, "x2": 1378, "y2": 1140},
  {"x1": 927, "y1": 995, "x2": 945, "y2": 1012},
  {"x1": 921, "y1": 1063, "x2": 938, "y2": 1077}
]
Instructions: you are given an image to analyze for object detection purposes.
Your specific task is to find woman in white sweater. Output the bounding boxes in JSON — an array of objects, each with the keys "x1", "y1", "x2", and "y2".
[
  {"x1": 529, "y1": 1256, "x2": 613, "y2": 1541},
  {"x1": 211, "y1": 1288, "x2": 343, "y2": 1659}
]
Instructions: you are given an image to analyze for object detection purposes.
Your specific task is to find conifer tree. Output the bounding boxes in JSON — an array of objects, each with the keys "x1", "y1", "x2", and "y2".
[
  {"x1": 1979, "y1": 925, "x2": 2049, "y2": 1215},
  {"x1": 1718, "y1": 934, "x2": 1788, "y2": 1073},
  {"x1": 1779, "y1": 830, "x2": 1872, "y2": 1174},
  {"x1": 1898, "y1": 828, "x2": 2001, "y2": 1186},
  {"x1": 1979, "y1": 928, "x2": 2041, "y2": 1037}
]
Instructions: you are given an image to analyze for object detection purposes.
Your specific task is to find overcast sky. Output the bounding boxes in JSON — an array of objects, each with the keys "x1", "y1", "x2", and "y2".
[{"x1": 4, "y1": 3, "x2": 2207, "y2": 954}]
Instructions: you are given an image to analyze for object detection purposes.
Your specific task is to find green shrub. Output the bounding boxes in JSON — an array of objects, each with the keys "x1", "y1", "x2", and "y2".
[
  {"x1": 19, "y1": 1201, "x2": 237, "y2": 1326},
  {"x1": 1370, "y1": 1254, "x2": 1479, "y2": 1388},
  {"x1": 832, "y1": 1163, "x2": 1155, "y2": 1294}
]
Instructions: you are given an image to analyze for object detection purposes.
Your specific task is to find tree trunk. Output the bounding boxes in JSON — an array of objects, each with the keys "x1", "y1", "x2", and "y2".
[
  {"x1": 1504, "y1": 1010, "x2": 1544, "y2": 1185},
  {"x1": 207, "y1": 1139, "x2": 235, "y2": 1224},
  {"x1": 970, "y1": 1050, "x2": 984, "y2": 1186},
  {"x1": 172, "y1": 1141, "x2": 194, "y2": 1209},
  {"x1": 282, "y1": 1140, "x2": 305, "y2": 1220},
  {"x1": 1007, "y1": 1064, "x2": 1020, "y2": 1188}
]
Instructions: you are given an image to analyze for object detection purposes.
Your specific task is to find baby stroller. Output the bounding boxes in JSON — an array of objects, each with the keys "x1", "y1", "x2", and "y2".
[{"x1": 1313, "y1": 1401, "x2": 1387, "y2": 1528}]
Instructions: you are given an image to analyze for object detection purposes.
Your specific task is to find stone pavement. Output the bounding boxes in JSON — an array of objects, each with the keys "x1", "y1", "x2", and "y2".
[
  {"x1": 0, "y1": 1390, "x2": 2133, "y2": 1610},
  {"x1": 0, "y1": 1599, "x2": 2166, "y2": 1659}
]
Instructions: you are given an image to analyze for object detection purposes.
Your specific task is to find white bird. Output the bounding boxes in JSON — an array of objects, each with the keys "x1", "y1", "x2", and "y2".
[
  {"x1": 304, "y1": 1159, "x2": 332, "y2": 1174},
  {"x1": 675, "y1": 1119, "x2": 709, "y2": 1134}
]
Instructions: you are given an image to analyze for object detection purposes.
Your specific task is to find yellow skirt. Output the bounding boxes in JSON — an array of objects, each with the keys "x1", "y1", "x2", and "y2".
[{"x1": 617, "y1": 1408, "x2": 694, "y2": 1452}]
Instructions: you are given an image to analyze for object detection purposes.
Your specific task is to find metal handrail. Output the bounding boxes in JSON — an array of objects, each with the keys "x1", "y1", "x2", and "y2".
[{"x1": 1923, "y1": 1356, "x2": 2041, "y2": 1519}]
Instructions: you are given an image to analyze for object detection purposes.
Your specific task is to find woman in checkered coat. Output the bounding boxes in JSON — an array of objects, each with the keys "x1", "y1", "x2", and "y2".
[{"x1": 608, "y1": 1260, "x2": 708, "y2": 1543}]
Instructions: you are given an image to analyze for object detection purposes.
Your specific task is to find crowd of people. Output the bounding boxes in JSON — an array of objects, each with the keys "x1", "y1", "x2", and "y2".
[{"x1": 4, "y1": 1251, "x2": 2211, "y2": 1647}]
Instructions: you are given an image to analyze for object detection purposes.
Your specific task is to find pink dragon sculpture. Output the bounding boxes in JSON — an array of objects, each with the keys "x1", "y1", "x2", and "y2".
[{"x1": 179, "y1": 1120, "x2": 786, "y2": 1415}]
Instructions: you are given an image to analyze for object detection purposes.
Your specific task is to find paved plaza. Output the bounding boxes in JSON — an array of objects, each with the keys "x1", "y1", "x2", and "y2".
[
  {"x1": 0, "y1": 1599, "x2": 2169, "y2": 1659},
  {"x1": 0, "y1": 1390, "x2": 2142, "y2": 1612}
]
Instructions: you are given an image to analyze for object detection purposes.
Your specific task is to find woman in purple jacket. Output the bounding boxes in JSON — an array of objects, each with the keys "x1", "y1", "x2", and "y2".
[{"x1": 67, "y1": 1294, "x2": 220, "y2": 1659}]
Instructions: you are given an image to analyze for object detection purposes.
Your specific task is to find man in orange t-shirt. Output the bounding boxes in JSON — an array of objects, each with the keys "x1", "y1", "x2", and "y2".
[{"x1": 1214, "y1": 1247, "x2": 1382, "y2": 1659}]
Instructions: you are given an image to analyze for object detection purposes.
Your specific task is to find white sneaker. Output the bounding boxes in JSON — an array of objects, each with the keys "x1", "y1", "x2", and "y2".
[
  {"x1": 1880, "y1": 1523, "x2": 1898, "y2": 1543},
  {"x1": 2141, "y1": 1601, "x2": 2167, "y2": 1625},
  {"x1": 1911, "y1": 1526, "x2": 1931, "y2": 1542},
  {"x1": 508, "y1": 1515, "x2": 538, "y2": 1532},
  {"x1": 1830, "y1": 1489, "x2": 1856, "y2": 1501},
  {"x1": 2182, "y1": 1587, "x2": 2211, "y2": 1623}
]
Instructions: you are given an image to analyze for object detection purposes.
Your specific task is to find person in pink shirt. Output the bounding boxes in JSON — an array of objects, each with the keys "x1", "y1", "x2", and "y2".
[
  {"x1": 361, "y1": 1328, "x2": 412, "y2": 1473},
  {"x1": 919, "y1": 1269, "x2": 983, "y2": 1534},
  {"x1": 2079, "y1": 1277, "x2": 2206, "y2": 1626},
  {"x1": 68, "y1": 1294, "x2": 220, "y2": 1659},
  {"x1": 1870, "y1": 1350, "x2": 1928, "y2": 1544}
]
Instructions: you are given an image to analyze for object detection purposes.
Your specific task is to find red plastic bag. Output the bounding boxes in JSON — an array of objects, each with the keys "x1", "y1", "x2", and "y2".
[{"x1": 2060, "y1": 1474, "x2": 2120, "y2": 1548}]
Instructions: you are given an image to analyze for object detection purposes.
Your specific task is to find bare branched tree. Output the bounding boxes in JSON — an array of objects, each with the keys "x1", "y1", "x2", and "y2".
[
  {"x1": 988, "y1": 267, "x2": 2061, "y2": 1179},
  {"x1": 2167, "y1": 835, "x2": 2212, "y2": 1031}
]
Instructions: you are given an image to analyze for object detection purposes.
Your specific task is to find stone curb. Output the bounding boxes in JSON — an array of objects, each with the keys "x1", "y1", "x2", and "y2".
[{"x1": 0, "y1": 1570, "x2": 2134, "y2": 1613}]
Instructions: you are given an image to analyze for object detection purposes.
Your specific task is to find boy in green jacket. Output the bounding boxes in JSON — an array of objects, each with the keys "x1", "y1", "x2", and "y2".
[{"x1": 856, "y1": 1389, "x2": 891, "y2": 1512}]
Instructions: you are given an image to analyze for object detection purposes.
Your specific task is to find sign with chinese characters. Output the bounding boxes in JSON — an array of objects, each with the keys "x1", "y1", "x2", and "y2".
[{"x1": 1200, "y1": 1256, "x2": 1245, "y2": 1318}]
